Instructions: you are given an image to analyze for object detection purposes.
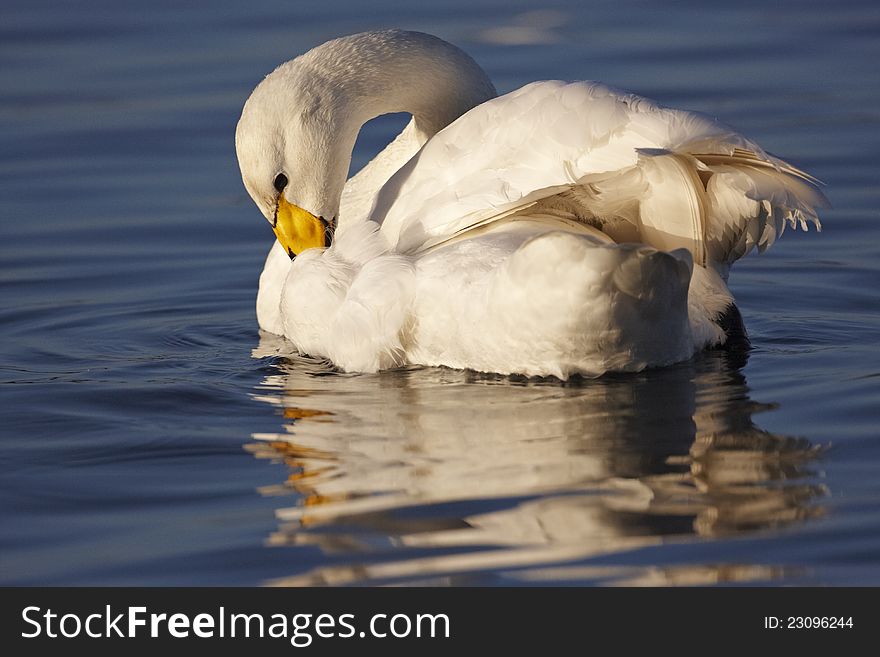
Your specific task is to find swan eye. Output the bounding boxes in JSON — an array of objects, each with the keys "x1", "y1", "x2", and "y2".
[{"x1": 273, "y1": 173, "x2": 288, "y2": 193}]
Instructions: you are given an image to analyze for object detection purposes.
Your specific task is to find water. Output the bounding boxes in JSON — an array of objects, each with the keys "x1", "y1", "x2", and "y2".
[{"x1": 1, "y1": 0, "x2": 878, "y2": 585}]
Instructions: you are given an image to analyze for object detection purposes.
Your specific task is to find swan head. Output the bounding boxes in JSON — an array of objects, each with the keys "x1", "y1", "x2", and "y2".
[{"x1": 236, "y1": 67, "x2": 348, "y2": 258}]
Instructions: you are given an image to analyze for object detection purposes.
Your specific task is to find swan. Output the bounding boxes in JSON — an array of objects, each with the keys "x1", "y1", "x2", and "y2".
[{"x1": 235, "y1": 29, "x2": 826, "y2": 378}]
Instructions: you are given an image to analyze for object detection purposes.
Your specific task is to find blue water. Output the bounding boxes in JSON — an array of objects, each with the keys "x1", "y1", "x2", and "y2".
[{"x1": 2, "y1": 0, "x2": 878, "y2": 585}]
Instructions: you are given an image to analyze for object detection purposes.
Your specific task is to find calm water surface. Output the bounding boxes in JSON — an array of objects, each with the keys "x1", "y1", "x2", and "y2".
[{"x1": 2, "y1": 0, "x2": 879, "y2": 585}]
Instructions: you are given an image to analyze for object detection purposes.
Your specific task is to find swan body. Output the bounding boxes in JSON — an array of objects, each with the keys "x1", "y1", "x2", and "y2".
[{"x1": 236, "y1": 30, "x2": 826, "y2": 378}]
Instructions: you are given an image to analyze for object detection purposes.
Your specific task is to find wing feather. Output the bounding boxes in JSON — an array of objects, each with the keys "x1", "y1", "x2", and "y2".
[{"x1": 370, "y1": 81, "x2": 827, "y2": 267}]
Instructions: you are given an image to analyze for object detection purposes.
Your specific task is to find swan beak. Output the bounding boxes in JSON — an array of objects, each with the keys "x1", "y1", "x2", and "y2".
[{"x1": 273, "y1": 196, "x2": 331, "y2": 258}]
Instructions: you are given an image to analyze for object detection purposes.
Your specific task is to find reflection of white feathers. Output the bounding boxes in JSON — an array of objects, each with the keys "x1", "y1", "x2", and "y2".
[
  {"x1": 237, "y1": 30, "x2": 826, "y2": 378},
  {"x1": 249, "y1": 351, "x2": 824, "y2": 586}
]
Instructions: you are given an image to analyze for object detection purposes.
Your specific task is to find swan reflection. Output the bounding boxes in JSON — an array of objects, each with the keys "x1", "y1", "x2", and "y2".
[{"x1": 249, "y1": 334, "x2": 826, "y2": 586}]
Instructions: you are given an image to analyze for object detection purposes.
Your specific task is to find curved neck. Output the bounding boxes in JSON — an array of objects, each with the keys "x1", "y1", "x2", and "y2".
[
  {"x1": 303, "y1": 30, "x2": 496, "y2": 135},
  {"x1": 286, "y1": 31, "x2": 497, "y2": 220}
]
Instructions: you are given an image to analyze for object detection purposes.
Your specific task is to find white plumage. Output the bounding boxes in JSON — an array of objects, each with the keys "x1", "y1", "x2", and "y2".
[{"x1": 236, "y1": 30, "x2": 826, "y2": 378}]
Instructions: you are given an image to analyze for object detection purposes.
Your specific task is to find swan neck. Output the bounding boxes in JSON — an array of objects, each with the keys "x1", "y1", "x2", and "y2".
[{"x1": 318, "y1": 31, "x2": 496, "y2": 136}]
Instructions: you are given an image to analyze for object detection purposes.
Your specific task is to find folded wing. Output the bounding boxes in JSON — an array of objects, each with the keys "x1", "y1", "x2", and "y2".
[{"x1": 371, "y1": 81, "x2": 827, "y2": 269}]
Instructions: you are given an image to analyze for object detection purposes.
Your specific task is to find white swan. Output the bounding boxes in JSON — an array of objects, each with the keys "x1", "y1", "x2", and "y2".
[{"x1": 236, "y1": 30, "x2": 826, "y2": 378}]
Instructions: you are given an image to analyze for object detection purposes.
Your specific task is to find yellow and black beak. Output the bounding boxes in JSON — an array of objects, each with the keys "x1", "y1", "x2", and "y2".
[{"x1": 273, "y1": 195, "x2": 332, "y2": 259}]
